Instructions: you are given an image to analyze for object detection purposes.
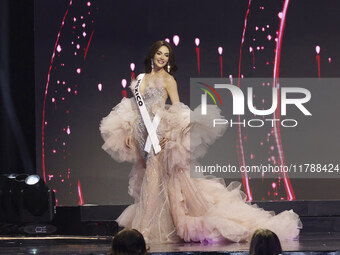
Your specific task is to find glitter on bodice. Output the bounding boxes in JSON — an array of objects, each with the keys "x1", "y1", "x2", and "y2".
[{"x1": 135, "y1": 84, "x2": 167, "y2": 161}]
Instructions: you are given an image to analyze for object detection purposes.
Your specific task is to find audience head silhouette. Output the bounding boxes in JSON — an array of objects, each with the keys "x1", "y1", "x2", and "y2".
[
  {"x1": 109, "y1": 228, "x2": 147, "y2": 255},
  {"x1": 249, "y1": 229, "x2": 282, "y2": 255}
]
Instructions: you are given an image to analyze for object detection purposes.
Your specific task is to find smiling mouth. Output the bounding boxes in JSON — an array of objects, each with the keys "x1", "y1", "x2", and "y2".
[{"x1": 157, "y1": 60, "x2": 165, "y2": 64}]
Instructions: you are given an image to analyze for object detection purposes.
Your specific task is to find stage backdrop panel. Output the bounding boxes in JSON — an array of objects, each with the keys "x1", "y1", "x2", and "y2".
[{"x1": 35, "y1": 0, "x2": 340, "y2": 205}]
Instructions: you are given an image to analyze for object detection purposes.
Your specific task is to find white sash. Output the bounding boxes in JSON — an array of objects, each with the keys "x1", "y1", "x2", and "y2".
[{"x1": 134, "y1": 74, "x2": 161, "y2": 154}]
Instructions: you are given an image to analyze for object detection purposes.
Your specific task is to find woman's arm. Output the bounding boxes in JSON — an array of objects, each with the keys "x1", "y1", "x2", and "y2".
[
  {"x1": 164, "y1": 76, "x2": 180, "y2": 104},
  {"x1": 162, "y1": 76, "x2": 180, "y2": 147}
]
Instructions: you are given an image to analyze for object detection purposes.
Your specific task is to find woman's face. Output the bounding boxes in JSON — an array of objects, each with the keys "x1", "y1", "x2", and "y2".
[{"x1": 153, "y1": 46, "x2": 169, "y2": 70}]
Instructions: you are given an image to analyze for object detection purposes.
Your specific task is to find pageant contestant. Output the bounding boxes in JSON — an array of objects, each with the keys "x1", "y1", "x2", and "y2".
[{"x1": 100, "y1": 40, "x2": 301, "y2": 244}]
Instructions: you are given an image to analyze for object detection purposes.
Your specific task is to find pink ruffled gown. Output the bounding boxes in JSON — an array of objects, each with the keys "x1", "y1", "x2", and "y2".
[{"x1": 100, "y1": 74, "x2": 302, "y2": 244}]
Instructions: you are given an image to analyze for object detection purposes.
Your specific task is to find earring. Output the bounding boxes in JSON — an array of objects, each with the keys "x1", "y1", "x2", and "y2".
[
  {"x1": 151, "y1": 58, "x2": 154, "y2": 69},
  {"x1": 167, "y1": 63, "x2": 171, "y2": 73}
]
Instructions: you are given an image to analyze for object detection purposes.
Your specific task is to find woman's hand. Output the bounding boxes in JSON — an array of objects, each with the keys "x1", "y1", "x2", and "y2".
[
  {"x1": 182, "y1": 123, "x2": 191, "y2": 134},
  {"x1": 160, "y1": 136, "x2": 169, "y2": 150},
  {"x1": 125, "y1": 136, "x2": 132, "y2": 149}
]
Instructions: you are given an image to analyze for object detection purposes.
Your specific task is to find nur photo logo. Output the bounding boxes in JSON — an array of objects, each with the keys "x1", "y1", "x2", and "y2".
[{"x1": 196, "y1": 79, "x2": 312, "y2": 128}]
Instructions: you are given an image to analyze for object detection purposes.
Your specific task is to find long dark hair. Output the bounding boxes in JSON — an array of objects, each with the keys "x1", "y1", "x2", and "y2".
[
  {"x1": 109, "y1": 228, "x2": 147, "y2": 255},
  {"x1": 249, "y1": 229, "x2": 282, "y2": 255},
  {"x1": 144, "y1": 40, "x2": 178, "y2": 75}
]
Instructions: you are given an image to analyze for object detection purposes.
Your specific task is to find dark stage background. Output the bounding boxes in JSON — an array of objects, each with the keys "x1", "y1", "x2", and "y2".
[
  {"x1": 0, "y1": 0, "x2": 35, "y2": 175},
  {"x1": 31, "y1": 0, "x2": 340, "y2": 206}
]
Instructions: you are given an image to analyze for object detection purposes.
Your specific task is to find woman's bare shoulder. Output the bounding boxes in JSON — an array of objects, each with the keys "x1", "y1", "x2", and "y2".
[{"x1": 162, "y1": 73, "x2": 177, "y2": 87}]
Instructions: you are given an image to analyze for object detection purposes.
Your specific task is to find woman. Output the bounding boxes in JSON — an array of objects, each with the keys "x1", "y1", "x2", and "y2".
[
  {"x1": 249, "y1": 229, "x2": 282, "y2": 255},
  {"x1": 100, "y1": 40, "x2": 301, "y2": 244}
]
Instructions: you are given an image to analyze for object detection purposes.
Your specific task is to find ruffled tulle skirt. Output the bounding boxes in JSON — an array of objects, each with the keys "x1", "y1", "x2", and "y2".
[{"x1": 100, "y1": 98, "x2": 302, "y2": 244}]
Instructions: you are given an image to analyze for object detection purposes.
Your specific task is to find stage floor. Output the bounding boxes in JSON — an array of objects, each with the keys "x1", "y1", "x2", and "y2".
[{"x1": 0, "y1": 232, "x2": 340, "y2": 254}]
